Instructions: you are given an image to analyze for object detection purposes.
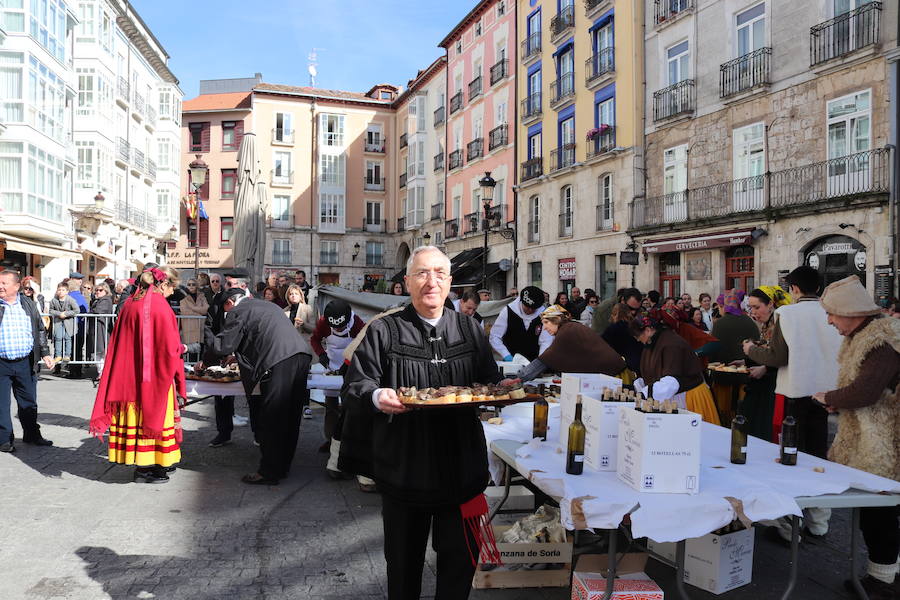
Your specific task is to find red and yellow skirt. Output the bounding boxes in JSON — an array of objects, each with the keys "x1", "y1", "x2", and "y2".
[
  {"x1": 107, "y1": 385, "x2": 181, "y2": 467},
  {"x1": 685, "y1": 383, "x2": 721, "y2": 426}
]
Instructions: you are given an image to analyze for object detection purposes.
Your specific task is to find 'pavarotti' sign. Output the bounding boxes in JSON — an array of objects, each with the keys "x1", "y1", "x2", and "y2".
[{"x1": 643, "y1": 231, "x2": 753, "y2": 254}]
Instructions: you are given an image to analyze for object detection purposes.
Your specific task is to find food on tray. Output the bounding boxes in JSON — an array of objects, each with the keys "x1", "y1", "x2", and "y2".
[
  {"x1": 709, "y1": 364, "x2": 749, "y2": 374},
  {"x1": 186, "y1": 364, "x2": 241, "y2": 383},
  {"x1": 398, "y1": 382, "x2": 537, "y2": 406}
]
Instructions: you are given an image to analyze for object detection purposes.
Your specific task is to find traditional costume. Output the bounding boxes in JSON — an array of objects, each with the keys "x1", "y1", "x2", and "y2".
[
  {"x1": 489, "y1": 286, "x2": 551, "y2": 360},
  {"x1": 340, "y1": 303, "x2": 502, "y2": 599}
]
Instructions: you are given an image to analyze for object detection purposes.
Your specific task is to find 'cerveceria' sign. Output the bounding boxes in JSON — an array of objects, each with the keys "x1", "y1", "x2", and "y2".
[{"x1": 643, "y1": 230, "x2": 753, "y2": 253}]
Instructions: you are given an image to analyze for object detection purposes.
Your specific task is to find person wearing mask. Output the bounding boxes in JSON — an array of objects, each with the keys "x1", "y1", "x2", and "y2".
[
  {"x1": 89, "y1": 267, "x2": 185, "y2": 482},
  {"x1": 339, "y1": 246, "x2": 509, "y2": 599},
  {"x1": 201, "y1": 287, "x2": 312, "y2": 485},
  {"x1": 489, "y1": 286, "x2": 552, "y2": 362},
  {"x1": 0, "y1": 270, "x2": 55, "y2": 452},
  {"x1": 514, "y1": 305, "x2": 624, "y2": 382},
  {"x1": 568, "y1": 287, "x2": 587, "y2": 320},
  {"x1": 602, "y1": 289, "x2": 645, "y2": 383},
  {"x1": 179, "y1": 279, "x2": 209, "y2": 347},
  {"x1": 310, "y1": 300, "x2": 365, "y2": 472},
  {"x1": 742, "y1": 266, "x2": 841, "y2": 543},
  {"x1": 49, "y1": 283, "x2": 78, "y2": 366},
  {"x1": 813, "y1": 276, "x2": 900, "y2": 599},
  {"x1": 592, "y1": 288, "x2": 627, "y2": 334},
  {"x1": 453, "y1": 290, "x2": 483, "y2": 329},
  {"x1": 630, "y1": 309, "x2": 720, "y2": 424},
  {"x1": 284, "y1": 284, "x2": 315, "y2": 420},
  {"x1": 87, "y1": 282, "x2": 114, "y2": 377}
]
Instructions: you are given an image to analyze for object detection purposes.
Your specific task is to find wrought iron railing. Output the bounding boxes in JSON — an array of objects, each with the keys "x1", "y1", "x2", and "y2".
[
  {"x1": 652, "y1": 79, "x2": 695, "y2": 121},
  {"x1": 489, "y1": 124, "x2": 508, "y2": 151},
  {"x1": 116, "y1": 137, "x2": 130, "y2": 162},
  {"x1": 467, "y1": 138, "x2": 484, "y2": 161},
  {"x1": 586, "y1": 48, "x2": 615, "y2": 85},
  {"x1": 521, "y1": 157, "x2": 543, "y2": 182},
  {"x1": 434, "y1": 152, "x2": 444, "y2": 171},
  {"x1": 468, "y1": 75, "x2": 483, "y2": 101},
  {"x1": 445, "y1": 218, "x2": 460, "y2": 239},
  {"x1": 364, "y1": 176, "x2": 385, "y2": 191},
  {"x1": 550, "y1": 143, "x2": 576, "y2": 171},
  {"x1": 147, "y1": 159, "x2": 157, "y2": 179},
  {"x1": 490, "y1": 59, "x2": 509, "y2": 85},
  {"x1": 271, "y1": 169, "x2": 294, "y2": 185},
  {"x1": 586, "y1": 127, "x2": 616, "y2": 159},
  {"x1": 397, "y1": 216, "x2": 406, "y2": 231},
  {"x1": 116, "y1": 201, "x2": 156, "y2": 232},
  {"x1": 146, "y1": 106, "x2": 157, "y2": 126},
  {"x1": 365, "y1": 139, "x2": 384, "y2": 152},
  {"x1": 434, "y1": 105, "x2": 445, "y2": 126},
  {"x1": 363, "y1": 218, "x2": 386, "y2": 233},
  {"x1": 449, "y1": 149, "x2": 463, "y2": 170},
  {"x1": 399, "y1": 172, "x2": 407, "y2": 188},
  {"x1": 431, "y1": 203, "x2": 443, "y2": 221},
  {"x1": 654, "y1": 0, "x2": 693, "y2": 25},
  {"x1": 132, "y1": 148, "x2": 145, "y2": 171},
  {"x1": 133, "y1": 93, "x2": 145, "y2": 116},
  {"x1": 629, "y1": 148, "x2": 890, "y2": 229},
  {"x1": 117, "y1": 77, "x2": 130, "y2": 102},
  {"x1": 550, "y1": 73, "x2": 576, "y2": 106},
  {"x1": 810, "y1": 2, "x2": 881, "y2": 66},
  {"x1": 449, "y1": 91, "x2": 464, "y2": 115},
  {"x1": 521, "y1": 93, "x2": 542, "y2": 122},
  {"x1": 400, "y1": 133, "x2": 408, "y2": 149},
  {"x1": 463, "y1": 211, "x2": 480, "y2": 235},
  {"x1": 273, "y1": 128, "x2": 294, "y2": 144},
  {"x1": 596, "y1": 205, "x2": 614, "y2": 231},
  {"x1": 521, "y1": 33, "x2": 542, "y2": 62},
  {"x1": 551, "y1": 4, "x2": 575, "y2": 37},
  {"x1": 720, "y1": 47, "x2": 771, "y2": 98},
  {"x1": 585, "y1": 0, "x2": 607, "y2": 13}
]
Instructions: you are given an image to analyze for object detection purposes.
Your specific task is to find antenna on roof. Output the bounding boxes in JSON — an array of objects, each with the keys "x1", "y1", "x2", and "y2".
[{"x1": 308, "y1": 48, "x2": 323, "y2": 87}]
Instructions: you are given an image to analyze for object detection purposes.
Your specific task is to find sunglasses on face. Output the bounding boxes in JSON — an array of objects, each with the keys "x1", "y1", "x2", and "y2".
[{"x1": 83, "y1": 287, "x2": 93, "y2": 291}]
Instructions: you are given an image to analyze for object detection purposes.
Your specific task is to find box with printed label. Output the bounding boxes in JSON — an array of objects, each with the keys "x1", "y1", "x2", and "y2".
[
  {"x1": 616, "y1": 407, "x2": 702, "y2": 494},
  {"x1": 559, "y1": 373, "x2": 622, "y2": 449},
  {"x1": 647, "y1": 526, "x2": 754, "y2": 595},
  {"x1": 472, "y1": 525, "x2": 573, "y2": 589},
  {"x1": 582, "y1": 395, "x2": 634, "y2": 471},
  {"x1": 571, "y1": 553, "x2": 664, "y2": 600}
]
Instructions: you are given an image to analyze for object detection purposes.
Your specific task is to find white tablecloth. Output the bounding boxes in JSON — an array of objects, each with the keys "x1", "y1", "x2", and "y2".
[
  {"x1": 484, "y1": 417, "x2": 900, "y2": 542},
  {"x1": 185, "y1": 379, "x2": 245, "y2": 398}
]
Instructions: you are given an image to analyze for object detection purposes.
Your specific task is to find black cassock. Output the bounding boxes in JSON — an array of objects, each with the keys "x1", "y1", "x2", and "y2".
[{"x1": 340, "y1": 304, "x2": 502, "y2": 507}]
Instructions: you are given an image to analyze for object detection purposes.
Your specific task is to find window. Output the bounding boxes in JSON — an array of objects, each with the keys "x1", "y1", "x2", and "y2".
[
  {"x1": 557, "y1": 48, "x2": 575, "y2": 96},
  {"x1": 736, "y1": 4, "x2": 765, "y2": 57},
  {"x1": 415, "y1": 96, "x2": 426, "y2": 132},
  {"x1": 595, "y1": 255, "x2": 617, "y2": 301},
  {"x1": 560, "y1": 117, "x2": 575, "y2": 146},
  {"x1": 157, "y1": 140, "x2": 171, "y2": 171},
  {"x1": 0, "y1": 52, "x2": 24, "y2": 123},
  {"x1": 365, "y1": 201, "x2": 382, "y2": 226},
  {"x1": 560, "y1": 185, "x2": 573, "y2": 237},
  {"x1": 189, "y1": 219, "x2": 210, "y2": 248},
  {"x1": 663, "y1": 144, "x2": 688, "y2": 222},
  {"x1": 273, "y1": 151, "x2": 292, "y2": 182},
  {"x1": 453, "y1": 195, "x2": 461, "y2": 219},
  {"x1": 157, "y1": 190, "x2": 171, "y2": 220},
  {"x1": 274, "y1": 112, "x2": 293, "y2": 143},
  {"x1": 31, "y1": 0, "x2": 66, "y2": 62},
  {"x1": 528, "y1": 132, "x2": 542, "y2": 158},
  {"x1": 320, "y1": 114, "x2": 345, "y2": 146},
  {"x1": 320, "y1": 154, "x2": 345, "y2": 186},
  {"x1": 827, "y1": 90, "x2": 871, "y2": 192},
  {"x1": 407, "y1": 186, "x2": 425, "y2": 227},
  {"x1": 365, "y1": 160, "x2": 383, "y2": 185},
  {"x1": 380, "y1": 90, "x2": 392, "y2": 100},
  {"x1": 1, "y1": 0, "x2": 25, "y2": 32},
  {"x1": 77, "y1": 68, "x2": 94, "y2": 115},
  {"x1": 319, "y1": 192, "x2": 345, "y2": 230},
  {"x1": 598, "y1": 174, "x2": 613, "y2": 230},
  {"x1": 415, "y1": 141, "x2": 425, "y2": 175},
  {"x1": 272, "y1": 194, "x2": 290, "y2": 223},
  {"x1": 597, "y1": 97, "x2": 615, "y2": 129},
  {"x1": 475, "y1": 20, "x2": 482, "y2": 36},
  {"x1": 159, "y1": 88, "x2": 172, "y2": 119},
  {"x1": 496, "y1": 100, "x2": 507, "y2": 124},
  {"x1": 529, "y1": 261, "x2": 543, "y2": 289},
  {"x1": 25, "y1": 144, "x2": 65, "y2": 222},
  {"x1": 220, "y1": 217, "x2": 234, "y2": 247},
  {"x1": 0, "y1": 142, "x2": 23, "y2": 213},
  {"x1": 77, "y1": 1, "x2": 95, "y2": 40},
  {"x1": 733, "y1": 123, "x2": 765, "y2": 210},
  {"x1": 221, "y1": 169, "x2": 237, "y2": 199},
  {"x1": 273, "y1": 239, "x2": 292, "y2": 265},
  {"x1": 28, "y1": 56, "x2": 66, "y2": 142},
  {"x1": 366, "y1": 241, "x2": 384, "y2": 266},
  {"x1": 222, "y1": 120, "x2": 241, "y2": 151},
  {"x1": 659, "y1": 252, "x2": 681, "y2": 298},
  {"x1": 320, "y1": 240, "x2": 338, "y2": 265},
  {"x1": 76, "y1": 140, "x2": 94, "y2": 184},
  {"x1": 667, "y1": 41, "x2": 689, "y2": 86},
  {"x1": 366, "y1": 124, "x2": 383, "y2": 150},
  {"x1": 725, "y1": 246, "x2": 755, "y2": 292},
  {"x1": 189, "y1": 122, "x2": 209, "y2": 152},
  {"x1": 456, "y1": 40, "x2": 462, "y2": 55},
  {"x1": 497, "y1": 1, "x2": 505, "y2": 16}
]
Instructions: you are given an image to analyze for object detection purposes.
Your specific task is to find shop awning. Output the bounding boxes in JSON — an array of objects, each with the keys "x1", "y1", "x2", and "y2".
[
  {"x1": 2, "y1": 234, "x2": 82, "y2": 260},
  {"x1": 451, "y1": 262, "x2": 503, "y2": 287},
  {"x1": 642, "y1": 229, "x2": 755, "y2": 253}
]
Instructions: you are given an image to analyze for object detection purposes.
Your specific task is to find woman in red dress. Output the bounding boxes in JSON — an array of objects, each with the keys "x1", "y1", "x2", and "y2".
[{"x1": 90, "y1": 267, "x2": 186, "y2": 483}]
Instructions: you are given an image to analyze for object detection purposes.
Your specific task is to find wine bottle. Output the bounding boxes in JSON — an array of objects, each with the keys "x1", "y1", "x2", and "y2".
[
  {"x1": 780, "y1": 415, "x2": 798, "y2": 466},
  {"x1": 532, "y1": 389, "x2": 549, "y2": 442},
  {"x1": 730, "y1": 415, "x2": 748, "y2": 464},
  {"x1": 566, "y1": 395, "x2": 586, "y2": 475}
]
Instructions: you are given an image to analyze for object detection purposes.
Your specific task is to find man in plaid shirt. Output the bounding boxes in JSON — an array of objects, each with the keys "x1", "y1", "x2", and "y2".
[{"x1": 0, "y1": 270, "x2": 54, "y2": 452}]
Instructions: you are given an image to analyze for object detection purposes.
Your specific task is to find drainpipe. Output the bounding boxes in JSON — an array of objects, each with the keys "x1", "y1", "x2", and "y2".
[
  {"x1": 512, "y1": 3, "x2": 519, "y2": 289},
  {"x1": 309, "y1": 98, "x2": 317, "y2": 281}
]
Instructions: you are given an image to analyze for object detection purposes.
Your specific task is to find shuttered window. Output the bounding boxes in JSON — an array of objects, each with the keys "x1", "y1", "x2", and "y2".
[
  {"x1": 189, "y1": 122, "x2": 210, "y2": 152},
  {"x1": 222, "y1": 120, "x2": 243, "y2": 151}
]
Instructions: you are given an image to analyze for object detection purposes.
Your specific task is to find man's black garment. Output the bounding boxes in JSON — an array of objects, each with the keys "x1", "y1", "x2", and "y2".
[
  {"x1": 0, "y1": 293, "x2": 50, "y2": 374},
  {"x1": 203, "y1": 297, "x2": 309, "y2": 397},
  {"x1": 382, "y1": 494, "x2": 479, "y2": 600},
  {"x1": 785, "y1": 396, "x2": 828, "y2": 459},
  {"x1": 340, "y1": 304, "x2": 502, "y2": 507},
  {"x1": 502, "y1": 307, "x2": 540, "y2": 361},
  {"x1": 214, "y1": 396, "x2": 235, "y2": 436},
  {"x1": 859, "y1": 505, "x2": 900, "y2": 566},
  {"x1": 257, "y1": 353, "x2": 310, "y2": 480},
  {"x1": 569, "y1": 297, "x2": 587, "y2": 320}
]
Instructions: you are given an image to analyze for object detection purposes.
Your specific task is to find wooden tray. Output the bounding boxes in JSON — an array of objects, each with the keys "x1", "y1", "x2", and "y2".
[
  {"x1": 401, "y1": 394, "x2": 542, "y2": 409},
  {"x1": 185, "y1": 373, "x2": 241, "y2": 383}
]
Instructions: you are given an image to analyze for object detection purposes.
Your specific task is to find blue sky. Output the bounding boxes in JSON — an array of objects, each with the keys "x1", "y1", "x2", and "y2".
[{"x1": 131, "y1": 0, "x2": 468, "y2": 98}]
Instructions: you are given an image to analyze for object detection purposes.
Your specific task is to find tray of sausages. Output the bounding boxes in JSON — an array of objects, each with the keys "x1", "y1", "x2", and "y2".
[{"x1": 398, "y1": 383, "x2": 539, "y2": 408}]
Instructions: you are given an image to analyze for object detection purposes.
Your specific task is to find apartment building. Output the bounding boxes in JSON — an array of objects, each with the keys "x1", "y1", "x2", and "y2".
[
  {"x1": 439, "y1": 0, "x2": 517, "y2": 298},
  {"x1": 514, "y1": 0, "x2": 643, "y2": 300},
  {"x1": 69, "y1": 0, "x2": 182, "y2": 282},
  {"x1": 0, "y1": 0, "x2": 82, "y2": 287},
  {"x1": 634, "y1": 0, "x2": 896, "y2": 302}
]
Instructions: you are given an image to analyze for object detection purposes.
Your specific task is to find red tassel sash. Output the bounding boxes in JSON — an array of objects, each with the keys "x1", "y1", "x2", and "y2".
[{"x1": 460, "y1": 493, "x2": 502, "y2": 566}]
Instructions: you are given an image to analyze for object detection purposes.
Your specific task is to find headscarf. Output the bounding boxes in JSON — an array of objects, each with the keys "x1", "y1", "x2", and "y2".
[
  {"x1": 756, "y1": 285, "x2": 792, "y2": 308},
  {"x1": 716, "y1": 289, "x2": 746, "y2": 316},
  {"x1": 633, "y1": 308, "x2": 664, "y2": 330},
  {"x1": 541, "y1": 304, "x2": 570, "y2": 321}
]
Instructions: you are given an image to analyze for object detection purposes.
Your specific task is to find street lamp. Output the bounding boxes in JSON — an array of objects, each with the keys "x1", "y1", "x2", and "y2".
[
  {"x1": 423, "y1": 231, "x2": 431, "y2": 246},
  {"x1": 352, "y1": 242, "x2": 361, "y2": 261},
  {"x1": 479, "y1": 171, "x2": 497, "y2": 291},
  {"x1": 93, "y1": 190, "x2": 105, "y2": 210},
  {"x1": 187, "y1": 154, "x2": 208, "y2": 275}
]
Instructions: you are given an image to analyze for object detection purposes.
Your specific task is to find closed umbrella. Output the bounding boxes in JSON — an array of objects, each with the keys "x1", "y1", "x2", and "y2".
[{"x1": 233, "y1": 133, "x2": 266, "y2": 284}]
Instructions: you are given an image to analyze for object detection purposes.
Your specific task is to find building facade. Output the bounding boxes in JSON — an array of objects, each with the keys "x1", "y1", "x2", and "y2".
[
  {"x1": 440, "y1": 0, "x2": 517, "y2": 298},
  {"x1": 0, "y1": 0, "x2": 81, "y2": 288},
  {"x1": 635, "y1": 0, "x2": 896, "y2": 303}
]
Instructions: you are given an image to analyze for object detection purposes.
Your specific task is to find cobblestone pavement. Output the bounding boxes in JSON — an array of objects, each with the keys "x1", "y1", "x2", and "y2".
[{"x1": 0, "y1": 375, "x2": 867, "y2": 600}]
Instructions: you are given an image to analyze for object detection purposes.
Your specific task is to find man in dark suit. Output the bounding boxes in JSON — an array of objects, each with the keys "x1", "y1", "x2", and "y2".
[
  {"x1": 201, "y1": 287, "x2": 312, "y2": 485},
  {"x1": 0, "y1": 271, "x2": 55, "y2": 452}
]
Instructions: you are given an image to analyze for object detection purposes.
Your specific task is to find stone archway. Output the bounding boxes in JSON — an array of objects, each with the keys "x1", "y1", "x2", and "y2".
[
  {"x1": 801, "y1": 234, "x2": 867, "y2": 289},
  {"x1": 396, "y1": 242, "x2": 411, "y2": 271}
]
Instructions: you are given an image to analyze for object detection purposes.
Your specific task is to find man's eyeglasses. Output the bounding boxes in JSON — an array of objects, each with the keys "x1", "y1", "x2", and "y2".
[
  {"x1": 410, "y1": 269, "x2": 449, "y2": 283},
  {"x1": 589, "y1": 299, "x2": 599, "y2": 305},
  {"x1": 187, "y1": 283, "x2": 197, "y2": 287},
  {"x1": 83, "y1": 287, "x2": 93, "y2": 291}
]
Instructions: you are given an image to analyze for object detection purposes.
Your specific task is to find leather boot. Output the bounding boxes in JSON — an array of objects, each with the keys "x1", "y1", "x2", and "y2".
[{"x1": 19, "y1": 407, "x2": 52, "y2": 446}]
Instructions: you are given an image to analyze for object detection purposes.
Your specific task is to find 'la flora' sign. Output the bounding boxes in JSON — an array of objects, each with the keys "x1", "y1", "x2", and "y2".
[{"x1": 558, "y1": 258, "x2": 576, "y2": 280}]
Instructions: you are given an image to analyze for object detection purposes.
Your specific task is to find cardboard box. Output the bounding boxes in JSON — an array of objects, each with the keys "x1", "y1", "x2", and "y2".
[
  {"x1": 647, "y1": 527, "x2": 755, "y2": 595},
  {"x1": 583, "y1": 396, "x2": 635, "y2": 471},
  {"x1": 485, "y1": 484, "x2": 536, "y2": 512},
  {"x1": 571, "y1": 553, "x2": 664, "y2": 600},
  {"x1": 472, "y1": 525, "x2": 573, "y2": 589},
  {"x1": 559, "y1": 373, "x2": 622, "y2": 449},
  {"x1": 616, "y1": 407, "x2": 702, "y2": 494}
]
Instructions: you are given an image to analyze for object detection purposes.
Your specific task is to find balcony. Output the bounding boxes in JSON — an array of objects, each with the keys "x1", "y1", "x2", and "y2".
[
  {"x1": 363, "y1": 218, "x2": 386, "y2": 233},
  {"x1": 490, "y1": 58, "x2": 509, "y2": 85},
  {"x1": 146, "y1": 106, "x2": 157, "y2": 127},
  {"x1": 488, "y1": 124, "x2": 508, "y2": 151},
  {"x1": 558, "y1": 211, "x2": 573, "y2": 238},
  {"x1": 400, "y1": 133, "x2": 408, "y2": 150},
  {"x1": 467, "y1": 138, "x2": 483, "y2": 162},
  {"x1": 521, "y1": 157, "x2": 543, "y2": 182},
  {"x1": 463, "y1": 211, "x2": 480, "y2": 235},
  {"x1": 116, "y1": 77, "x2": 130, "y2": 104},
  {"x1": 486, "y1": 203, "x2": 506, "y2": 229},
  {"x1": 468, "y1": 75, "x2": 483, "y2": 102},
  {"x1": 116, "y1": 137, "x2": 130, "y2": 163},
  {"x1": 550, "y1": 143, "x2": 576, "y2": 172},
  {"x1": 365, "y1": 139, "x2": 385, "y2": 153},
  {"x1": 364, "y1": 176, "x2": 385, "y2": 191},
  {"x1": 550, "y1": 5, "x2": 575, "y2": 39},
  {"x1": 550, "y1": 73, "x2": 575, "y2": 109},
  {"x1": 399, "y1": 172, "x2": 407, "y2": 189},
  {"x1": 430, "y1": 203, "x2": 443, "y2": 221},
  {"x1": 147, "y1": 158, "x2": 157, "y2": 180},
  {"x1": 654, "y1": 0, "x2": 694, "y2": 26},
  {"x1": 585, "y1": 0, "x2": 609, "y2": 17},
  {"x1": 586, "y1": 126, "x2": 616, "y2": 160},
  {"x1": 270, "y1": 215, "x2": 293, "y2": 229},
  {"x1": 811, "y1": 2, "x2": 881, "y2": 67},
  {"x1": 133, "y1": 93, "x2": 145, "y2": 117},
  {"x1": 445, "y1": 218, "x2": 460, "y2": 239},
  {"x1": 629, "y1": 148, "x2": 890, "y2": 232},
  {"x1": 434, "y1": 152, "x2": 445, "y2": 172},
  {"x1": 653, "y1": 79, "x2": 695, "y2": 121},
  {"x1": 397, "y1": 216, "x2": 406, "y2": 231},
  {"x1": 521, "y1": 33, "x2": 542, "y2": 64},
  {"x1": 116, "y1": 201, "x2": 157, "y2": 232},
  {"x1": 434, "y1": 105, "x2": 446, "y2": 126},
  {"x1": 271, "y1": 169, "x2": 294, "y2": 186},
  {"x1": 720, "y1": 47, "x2": 771, "y2": 99},
  {"x1": 527, "y1": 220, "x2": 540, "y2": 244},
  {"x1": 448, "y1": 149, "x2": 463, "y2": 170},
  {"x1": 449, "y1": 91, "x2": 464, "y2": 115},
  {"x1": 521, "y1": 93, "x2": 542, "y2": 124},
  {"x1": 273, "y1": 128, "x2": 294, "y2": 145},
  {"x1": 585, "y1": 48, "x2": 615, "y2": 87},
  {"x1": 132, "y1": 148, "x2": 145, "y2": 172}
]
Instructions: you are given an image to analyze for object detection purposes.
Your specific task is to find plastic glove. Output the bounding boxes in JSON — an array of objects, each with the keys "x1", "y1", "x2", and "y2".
[
  {"x1": 503, "y1": 355, "x2": 513, "y2": 362},
  {"x1": 651, "y1": 376, "x2": 679, "y2": 401},
  {"x1": 633, "y1": 378, "x2": 647, "y2": 398},
  {"x1": 318, "y1": 353, "x2": 329, "y2": 369}
]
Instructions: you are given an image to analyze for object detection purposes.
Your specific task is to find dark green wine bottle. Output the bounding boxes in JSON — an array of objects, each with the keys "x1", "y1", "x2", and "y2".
[
  {"x1": 730, "y1": 415, "x2": 747, "y2": 464},
  {"x1": 780, "y1": 415, "x2": 798, "y2": 466},
  {"x1": 566, "y1": 395, "x2": 586, "y2": 475}
]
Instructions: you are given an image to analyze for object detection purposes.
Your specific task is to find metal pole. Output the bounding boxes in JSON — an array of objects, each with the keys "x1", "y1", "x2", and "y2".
[{"x1": 482, "y1": 206, "x2": 489, "y2": 291}]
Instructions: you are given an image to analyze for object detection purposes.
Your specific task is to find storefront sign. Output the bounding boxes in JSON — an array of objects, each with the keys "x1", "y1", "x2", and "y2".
[
  {"x1": 558, "y1": 258, "x2": 576, "y2": 281},
  {"x1": 643, "y1": 230, "x2": 753, "y2": 254}
]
